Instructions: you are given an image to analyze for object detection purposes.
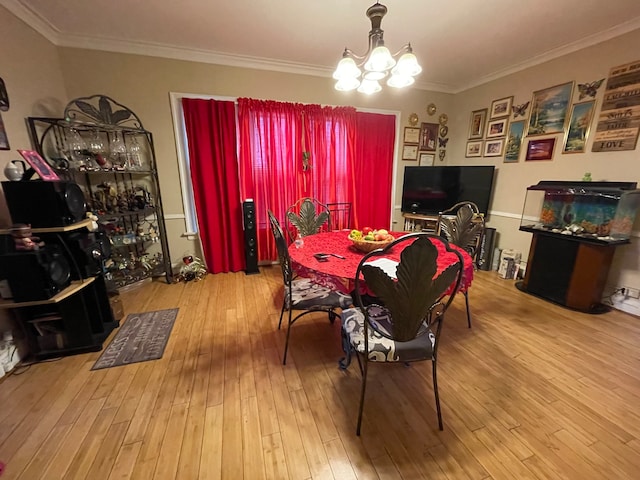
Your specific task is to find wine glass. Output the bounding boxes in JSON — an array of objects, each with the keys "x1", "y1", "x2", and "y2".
[
  {"x1": 88, "y1": 130, "x2": 109, "y2": 170},
  {"x1": 66, "y1": 128, "x2": 88, "y2": 170},
  {"x1": 109, "y1": 131, "x2": 127, "y2": 170},
  {"x1": 127, "y1": 135, "x2": 143, "y2": 170}
]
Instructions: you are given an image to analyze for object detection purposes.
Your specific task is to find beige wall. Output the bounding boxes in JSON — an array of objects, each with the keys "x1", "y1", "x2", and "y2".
[
  {"x1": 450, "y1": 28, "x2": 640, "y2": 291},
  {"x1": 0, "y1": 5, "x2": 68, "y2": 336}
]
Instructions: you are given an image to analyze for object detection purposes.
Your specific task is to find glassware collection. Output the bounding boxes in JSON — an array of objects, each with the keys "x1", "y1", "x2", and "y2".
[{"x1": 63, "y1": 128, "x2": 148, "y2": 172}]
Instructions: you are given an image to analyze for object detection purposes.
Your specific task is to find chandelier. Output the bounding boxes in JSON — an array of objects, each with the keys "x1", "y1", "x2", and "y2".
[{"x1": 332, "y1": 2, "x2": 422, "y2": 94}]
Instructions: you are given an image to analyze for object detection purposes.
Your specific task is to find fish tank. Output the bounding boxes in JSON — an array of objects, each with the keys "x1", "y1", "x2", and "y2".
[{"x1": 519, "y1": 180, "x2": 640, "y2": 244}]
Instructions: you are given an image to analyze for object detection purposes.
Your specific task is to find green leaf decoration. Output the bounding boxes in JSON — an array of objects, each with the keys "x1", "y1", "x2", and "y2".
[
  {"x1": 111, "y1": 109, "x2": 132, "y2": 125},
  {"x1": 99, "y1": 96, "x2": 113, "y2": 123},
  {"x1": 287, "y1": 199, "x2": 328, "y2": 237},
  {"x1": 75, "y1": 101, "x2": 102, "y2": 122},
  {"x1": 440, "y1": 206, "x2": 483, "y2": 255},
  {"x1": 362, "y1": 237, "x2": 460, "y2": 342}
]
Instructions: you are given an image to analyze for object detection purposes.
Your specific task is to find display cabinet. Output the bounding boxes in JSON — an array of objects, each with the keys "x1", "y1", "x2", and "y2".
[
  {"x1": 517, "y1": 180, "x2": 640, "y2": 313},
  {"x1": 27, "y1": 95, "x2": 173, "y2": 289}
]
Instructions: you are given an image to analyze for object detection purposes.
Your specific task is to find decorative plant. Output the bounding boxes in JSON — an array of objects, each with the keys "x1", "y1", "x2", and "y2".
[{"x1": 302, "y1": 151, "x2": 311, "y2": 171}]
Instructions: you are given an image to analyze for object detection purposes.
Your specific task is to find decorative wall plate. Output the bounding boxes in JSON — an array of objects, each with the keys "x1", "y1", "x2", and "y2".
[
  {"x1": 408, "y1": 112, "x2": 419, "y2": 126},
  {"x1": 427, "y1": 103, "x2": 437, "y2": 115},
  {"x1": 439, "y1": 126, "x2": 449, "y2": 137},
  {"x1": 439, "y1": 113, "x2": 448, "y2": 126}
]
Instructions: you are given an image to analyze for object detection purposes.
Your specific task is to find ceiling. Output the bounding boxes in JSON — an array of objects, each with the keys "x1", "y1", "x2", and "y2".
[{"x1": 5, "y1": 0, "x2": 640, "y2": 93}]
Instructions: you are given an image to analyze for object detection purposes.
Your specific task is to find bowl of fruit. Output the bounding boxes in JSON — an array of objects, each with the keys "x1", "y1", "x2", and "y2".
[{"x1": 348, "y1": 228, "x2": 395, "y2": 252}]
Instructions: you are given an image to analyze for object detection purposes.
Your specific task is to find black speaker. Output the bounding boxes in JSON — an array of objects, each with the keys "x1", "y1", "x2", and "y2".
[
  {"x1": 242, "y1": 200, "x2": 259, "y2": 275},
  {"x1": 0, "y1": 248, "x2": 71, "y2": 302},
  {"x1": 1, "y1": 180, "x2": 86, "y2": 227},
  {"x1": 41, "y1": 231, "x2": 104, "y2": 280},
  {"x1": 478, "y1": 227, "x2": 496, "y2": 271}
]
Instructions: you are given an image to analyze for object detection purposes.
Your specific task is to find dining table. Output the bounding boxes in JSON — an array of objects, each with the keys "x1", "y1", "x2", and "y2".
[{"x1": 288, "y1": 230, "x2": 474, "y2": 295}]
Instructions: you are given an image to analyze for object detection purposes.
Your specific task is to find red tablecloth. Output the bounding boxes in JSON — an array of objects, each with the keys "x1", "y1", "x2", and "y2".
[{"x1": 289, "y1": 231, "x2": 474, "y2": 294}]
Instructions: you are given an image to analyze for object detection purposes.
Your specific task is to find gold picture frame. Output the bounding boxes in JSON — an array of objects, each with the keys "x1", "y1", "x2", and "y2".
[
  {"x1": 402, "y1": 144, "x2": 419, "y2": 161},
  {"x1": 468, "y1": 109, "x2": 487, "y2": 139},
  {"x1": 403, "y1": 126, "x2": 421, "y2": 144},
  {"x1": 490, "y1": 96, "x2": 513, "y2": 118}
]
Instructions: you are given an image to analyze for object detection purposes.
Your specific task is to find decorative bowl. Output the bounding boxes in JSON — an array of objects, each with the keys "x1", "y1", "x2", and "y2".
[{"x1": 350, "y1": 237, "x2": 393, "y2": 253}]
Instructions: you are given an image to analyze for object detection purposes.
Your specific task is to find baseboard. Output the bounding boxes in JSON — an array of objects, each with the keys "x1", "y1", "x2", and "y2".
[{"x1": 611, "y1": 294, "x2": 640, "y2": 317}]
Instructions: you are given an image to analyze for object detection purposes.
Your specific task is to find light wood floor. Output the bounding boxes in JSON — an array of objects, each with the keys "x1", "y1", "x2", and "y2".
[{"x1": 1, "y1": 268, "x2": 640, "y2": 479}]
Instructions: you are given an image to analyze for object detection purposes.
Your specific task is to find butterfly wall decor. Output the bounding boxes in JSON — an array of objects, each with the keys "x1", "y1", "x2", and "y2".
[
  {"x1": 578, "y1": 79, "x2": 605, "y2": 100},
  {"x1": 438, "y1": 137, "x2": 449, "y2": 148},
  {"x1": 512, "y1": 101, "x2": 529, "y2": 118}
]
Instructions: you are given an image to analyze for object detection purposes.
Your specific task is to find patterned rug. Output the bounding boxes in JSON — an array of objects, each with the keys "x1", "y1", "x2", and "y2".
[{"x1": 91, "y1": 308, "x2": 178, "y2": 370}]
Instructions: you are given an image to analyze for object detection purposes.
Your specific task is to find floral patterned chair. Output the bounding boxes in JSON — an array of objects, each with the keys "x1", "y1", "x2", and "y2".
[
  {"x1": 340, "y1": 233, "x2": 463, "y2": 434},
  {"x1": 268, "y1": 210, "x2": 352, "y2": 365}
]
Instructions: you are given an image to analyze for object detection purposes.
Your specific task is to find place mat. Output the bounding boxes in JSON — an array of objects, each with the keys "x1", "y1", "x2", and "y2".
[{"x1": 91, "y1": 308, "x2": 178, "y2": 370}]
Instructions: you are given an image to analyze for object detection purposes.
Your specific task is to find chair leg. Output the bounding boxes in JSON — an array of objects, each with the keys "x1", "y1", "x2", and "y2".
[
  {"x1": 282, "y1": 309, "x2": 293, "y2": 365},
  {"x1": 464, "y1": 291, "x2": 472, "y2": 328},
  {"x1": 339, "y1": 327, "x2": 352, "y2": 370},
  {"x1": 432, "y1": 359, "x2": 443, "y2": 431},
  {"x1": 278, "y1": 301, "x2": 286, "y2": 330},
  {"x1": 356, "y1": 360, "x2": 369, "y2": 436}
]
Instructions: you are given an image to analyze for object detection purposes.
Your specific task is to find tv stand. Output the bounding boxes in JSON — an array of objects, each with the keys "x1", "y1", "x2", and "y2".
[{"x1": 402, "y1": 213, "x2": 439, "y2": 233}]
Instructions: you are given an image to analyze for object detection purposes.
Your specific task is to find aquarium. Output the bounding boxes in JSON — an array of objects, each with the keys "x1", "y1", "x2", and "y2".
[{"x1": 519, "y1": 181, "x2": 640, "y2": 244}]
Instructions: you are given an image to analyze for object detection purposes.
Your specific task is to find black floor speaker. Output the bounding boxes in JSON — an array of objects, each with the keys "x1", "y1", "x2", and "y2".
[
  {"x1": 0, "y1": 248, "x2": 71, "y2": 302},
  {"x1": 242, "y1": 200, "x2": 259, "y2": 274},
  {"x1": 477, "y1": 227, "x2": 496, "y2": 270},
  {"x1": 41, "y1": 230, "x2": 107, "y2": 280},
  {"x1": 1, "y1": 180, "x2": 87, "y2": 227}
]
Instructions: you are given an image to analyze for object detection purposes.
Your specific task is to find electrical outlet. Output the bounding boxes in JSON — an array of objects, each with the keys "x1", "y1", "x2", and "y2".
[{"x1": 625, "y1": 287, "x2": 640, "y2": 299}]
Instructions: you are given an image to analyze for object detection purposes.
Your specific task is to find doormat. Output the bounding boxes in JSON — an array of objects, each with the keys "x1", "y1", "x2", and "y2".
[{"x1": 91, "y1": 308, "x2": 179, "y2": 370}]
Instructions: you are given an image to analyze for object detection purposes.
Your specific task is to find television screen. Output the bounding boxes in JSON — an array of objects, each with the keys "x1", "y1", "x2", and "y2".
[{"x1": 401, "y1": 166, "x2": 495, "y2": 215}]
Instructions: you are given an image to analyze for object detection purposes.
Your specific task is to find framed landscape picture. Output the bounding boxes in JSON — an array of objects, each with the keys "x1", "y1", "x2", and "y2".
[
  {"x1": 490, "y1": 96, "x2": 513, "y2": 118},
  {"x1": 562, "y1": 100, "x2": 595, "y2": 154},
  {"x1": 466, "y1": 141, "x2": 483, "y2": 157},
  {"x1": 526, "y1": 138, "x2": 556, "y2": 161},
  {"x1": 484, "y1": 139, "x2": 504, "y2": 157},
  {"x1": 486, "y1": 118, "x2": 509, "y2": 138},
  {"x1": 527, "y1": 81, "x2": 574, "y2": 136},
  {"x1": 468, "y1": 109, "x2": 487, "y2": 139},
  {"x1": 504, "y1": 120, "x2": 525, "y2": 163}
]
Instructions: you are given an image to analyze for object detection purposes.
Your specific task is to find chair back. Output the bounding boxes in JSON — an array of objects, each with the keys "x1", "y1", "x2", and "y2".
[
  {"x1": 268, "y1": 210, "x2": 293, "y2": 285},
  {"x1": 438, "y1": 202, "x2": 485, "y2": 264},
  {"x1": 286, "y1": 198, "x2": 329, "y2": 241},
  {"x1": 326, "y1": 202, "x2": 352, "y2": 231},
  {"x1": 353, "y1": 233, "x2": 463, "y2": 344}
]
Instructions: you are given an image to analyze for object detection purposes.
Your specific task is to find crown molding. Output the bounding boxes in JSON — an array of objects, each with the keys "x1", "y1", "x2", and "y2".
[
  {"x1": 2, "y1": 0, "x2": 63, "y2": 44},
  {"x1": 453, "y1": 15, "x2": 640, "y2": 93}
]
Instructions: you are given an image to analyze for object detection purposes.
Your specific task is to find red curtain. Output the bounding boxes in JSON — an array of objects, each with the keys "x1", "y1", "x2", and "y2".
[
  {"x1": 182, "y1": 98, "x2": 245, "y2": 273},
  {"x1": 354, "y1": 111, "x2": 396, "y2": 230}
]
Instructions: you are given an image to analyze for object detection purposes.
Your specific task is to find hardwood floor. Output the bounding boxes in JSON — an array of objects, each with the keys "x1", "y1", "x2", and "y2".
[{"x1": 1, "y1": 268, "x2": 640, "y2": 479}]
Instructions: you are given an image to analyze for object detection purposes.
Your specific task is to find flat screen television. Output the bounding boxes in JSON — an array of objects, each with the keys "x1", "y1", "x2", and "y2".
[{"x1": 401, "y1": 165, "x2": 495, "y2": 215}]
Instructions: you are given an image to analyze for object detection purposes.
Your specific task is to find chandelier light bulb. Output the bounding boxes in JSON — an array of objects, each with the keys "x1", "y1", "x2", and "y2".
[
  {"x1": 364, "y1": 46, "x2": 395, "y2": 72},
  {"x1": 333, "y1": 57, "x2": 361, "y2": 80},
  {"x1": 363, "y1": 70, "x2": 386, "y2": 81},
  {"x1": 357, "y1": 79, "x2": 382, "y2": 95},
  {"x1": 393, "y1": 52, "x2": 422, "y2": 77},
  {"x1": 387, "y1": 74, "x2": 415, "y2": 88},
  {"x1": 335, "y1": 77, "x2": 361, "y2": 91}
]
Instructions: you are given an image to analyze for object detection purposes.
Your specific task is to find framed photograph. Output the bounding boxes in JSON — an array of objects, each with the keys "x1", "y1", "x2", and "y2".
[
  {"x1": 490, "y1": 96, "x2": 513, "y2": 118},
  {"x1": 486, "y1": 118, "x2": 509, "y2": 138},
  {"x1": 419, "y1": 122, "x2": 438, "y2": 152},
  {"x1": 483, "y1": 139, "x2": 504, "y2": 157},
  {"x1": 17, "y1": 149, "x2": 60, "y2": 181},
  {"x1": 466, "y1": 141, "x2": 483, "y2": 157},
  {"x1": 0, "y1": 112, "x2": 9, "y2": 150},
  {"x1": 418, "y1": 153, "x2": 435, "y2": 166},
  {"x1": 403, "y1": 127, "x2": 421, "y2": 144},
  {"x1": 526, "y1": 138, "x2": 556, "y2": 161},
  {"x1": 504, "y1": 120, "x2": 525, "y2": 163},
  {"x1": 468, "y1": 109, "x2": 487, "y2": 139},
  {"x1": 527, "y1": 81, "x2": 574, "y2": 136},
  {"x1": 562, "y1": 101, "x2": 596, "y2": 154},
  {"x1": 402, "y1": 144, "x2": 419, "y2": 161}
]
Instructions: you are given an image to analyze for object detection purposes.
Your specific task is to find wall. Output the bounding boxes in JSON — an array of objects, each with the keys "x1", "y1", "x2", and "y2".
[
  {"x1": 55, "y1": 48, "x2": 452, "y2": 263},
  {"x1": 449, "y1": 28, "x2": 640, "y2": 293},
  {"x1": 0, "y1": 5, "x2": 68, "y2": 340}
]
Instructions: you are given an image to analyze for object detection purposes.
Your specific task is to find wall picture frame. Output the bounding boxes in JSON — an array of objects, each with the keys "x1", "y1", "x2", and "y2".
[
  {"x1": 419, "y1": 122, "x2": 438, "y2": 151},
  {"x1": 490, "y1": 96, "x2": 513, "y2": 118},
  {"x1": 486, "y1": 118, "x2": 509, "y2": 138},
  {"x1": 525, "y1": 138, "x2": 556, "y2": 161},
  {"x1": 527, "y1": 81, "x2": 574, "y2": 136},
  {"x1": 402, "y1": 144, "x2": 419, "y2": 161},
  {"x1": 562, "y1": 100, "x2": 596, "y2": 154},
  {"x1": 18, "y1": 149, "x2": 60, "y2": 181},
  {"x1": 465, "y1": 141, "x2": 483, "y2": 157},
  {"x1": 0, "y1": 112, "x2": 9, "y2": 150},
  {"x1": 483, "y1": 139, "x2": 504, "y2": 157},
  {"x1": 504, "y1": 120, "x2": 525, "y2": 163},
  {"x1": 418, "y1": 152, "x2": 435, "y2": 166},
  {"x1": 403, "y1": 126, "x2": 421, "y2": 144},
  {"x1": 468, "y1": 109, "x2": 487, "y2": 139}
]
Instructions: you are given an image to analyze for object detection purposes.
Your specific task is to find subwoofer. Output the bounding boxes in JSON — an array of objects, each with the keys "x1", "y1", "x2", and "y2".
[
  {"x1": 242, "y1": 200, "x2": 259, "y2": 275},
  {"x1": 42, "y1": 231, "x2": 104, "y2": 280},
  {"x1": 1, "y1": 180, "x2": 86, "y2": 227},
  {"x1": 0, "y1": 248, "x2": 71, "y2": 302}
]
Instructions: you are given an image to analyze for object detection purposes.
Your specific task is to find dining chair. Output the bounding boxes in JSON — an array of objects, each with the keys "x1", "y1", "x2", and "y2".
[
  {"x1": 268, "y1": 210, "x2": 352, "y2": 365},
  {"x1": 437, "y1": 201, "x2": 485, "y2": 328},
  {"x1": 339, "y1": 233, "x2": 464, "y2": 434},
  {"x1": 326, "y1": 202, "x2": 352, "y2": 231},
  {"x1": 285, "y1": 197, "x2": 330, "y2": 242}
]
